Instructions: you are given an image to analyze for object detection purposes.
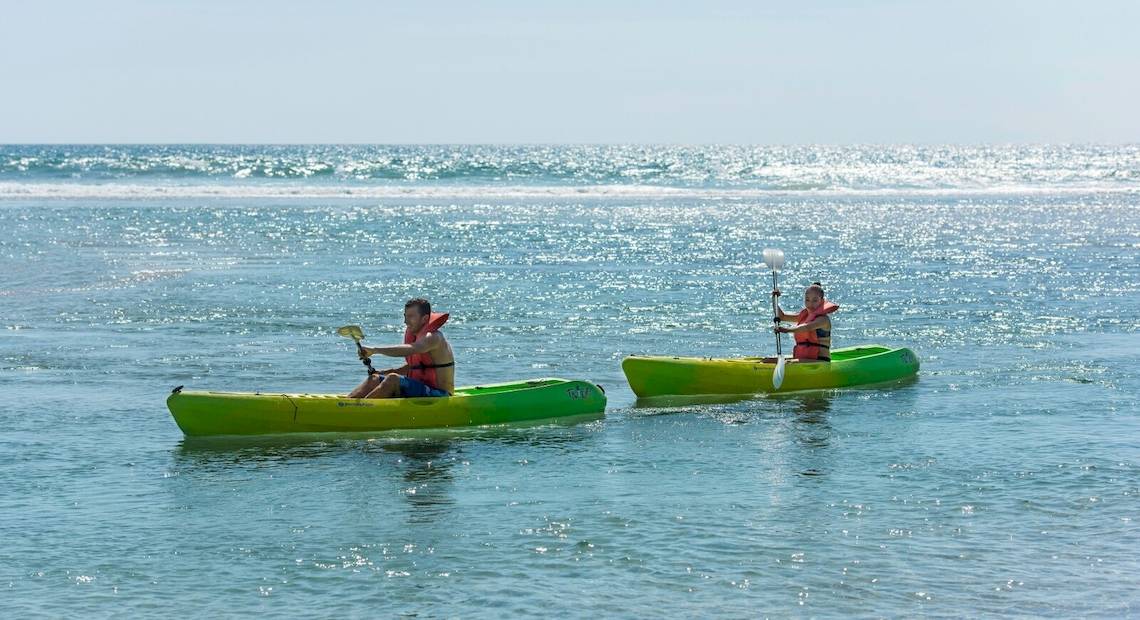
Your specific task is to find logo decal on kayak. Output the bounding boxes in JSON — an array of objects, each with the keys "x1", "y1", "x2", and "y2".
[
  {"x1": 337, "y1": 401, "x2": 374, "y2": 407},
  {"x1": 566, "y1": 386, "x2": 591, "y2": 400}
]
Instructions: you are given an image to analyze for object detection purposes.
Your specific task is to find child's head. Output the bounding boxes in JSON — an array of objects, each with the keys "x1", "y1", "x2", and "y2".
[{"x1": 804, "y1": 282, "x2": 825, "y2": 308}]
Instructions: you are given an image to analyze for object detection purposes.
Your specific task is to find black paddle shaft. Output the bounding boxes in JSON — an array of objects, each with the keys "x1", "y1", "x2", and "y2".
[
  {"x1": 355, "y1": 341, "x2": 377, "y2": 376},
  {"x1": 771, "y1": 271, "x2": 783, "y2": 356}
]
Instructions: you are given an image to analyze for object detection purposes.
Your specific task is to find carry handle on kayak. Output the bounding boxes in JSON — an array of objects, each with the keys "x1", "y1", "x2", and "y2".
[{"x1": 336, "y1": 325, "x2": 377, "y2": 376}]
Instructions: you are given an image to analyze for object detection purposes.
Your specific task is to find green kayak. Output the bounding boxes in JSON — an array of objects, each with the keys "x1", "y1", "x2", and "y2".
[
  {"x1": 622, "y1": 344, "x2": 919, "y2": 398},
  {"x1": 167, "y1": 377, "x2": 606, "y2": 437}
]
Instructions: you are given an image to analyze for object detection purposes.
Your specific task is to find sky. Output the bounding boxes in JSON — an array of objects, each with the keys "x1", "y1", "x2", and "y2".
[{"x1": 0, "y1": 0, "x2": 1137, "y2": 144}]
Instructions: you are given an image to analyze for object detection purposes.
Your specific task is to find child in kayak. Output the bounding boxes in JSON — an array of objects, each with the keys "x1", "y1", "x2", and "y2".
[
  {"x1": 772, "y1": 282, "x2": 839, "y2": 362},
  {"x1": 347, "y1": 298, "x2": 456, "y2": 398}
]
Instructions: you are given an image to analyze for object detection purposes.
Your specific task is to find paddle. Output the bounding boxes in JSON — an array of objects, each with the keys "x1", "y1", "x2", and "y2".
[
  {"x1": 762, "y1": 248, "x2": 786, "y2": 389},
  {"x1": 336, "y1": 324, "x2": 377, "y2": 376}
]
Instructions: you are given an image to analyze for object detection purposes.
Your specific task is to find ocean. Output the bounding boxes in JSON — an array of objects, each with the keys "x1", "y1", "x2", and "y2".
[{"x1": 1, "y1": 144, "x2": 1137, "y2": 616}]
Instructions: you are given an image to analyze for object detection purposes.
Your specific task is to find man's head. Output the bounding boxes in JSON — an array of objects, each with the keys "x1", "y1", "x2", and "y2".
[
  {"x1": 804, "y1": 282, "x2": 825, "y2": 310},
  {"x1": 403, "y1": 298, "x2": 432, "y2": 331}
]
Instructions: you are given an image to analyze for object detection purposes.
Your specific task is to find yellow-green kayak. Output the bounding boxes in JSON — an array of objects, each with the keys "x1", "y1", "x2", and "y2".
[
  {"x1": 167, "y1": 378, "x2": 606, "y2": 436},
  {"x1": 622, "y1": 345, "x2": 919, "y2": 398}
]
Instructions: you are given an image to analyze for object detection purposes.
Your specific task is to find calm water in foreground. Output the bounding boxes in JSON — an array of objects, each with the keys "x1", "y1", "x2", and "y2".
[{"x1": 1, "y1": 146, "x2": 1138, "y2": 616}]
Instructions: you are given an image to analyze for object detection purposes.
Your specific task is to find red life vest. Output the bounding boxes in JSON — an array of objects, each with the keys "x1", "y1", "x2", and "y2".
[
  {"x1": 404, "y1": 312, "x2": 451, "y2": 389},
  {"x1": 792, "y1": 301, "x2": 839, "y2": 361}
]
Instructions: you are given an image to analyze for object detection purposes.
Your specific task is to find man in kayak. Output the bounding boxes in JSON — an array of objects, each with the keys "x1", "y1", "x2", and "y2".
[
  {"x1": 771, "y1": 282, "x2": 839, "y2": 362},
  {"x1": 347, "y1": 298, "x2": 456, "y2": 398}
]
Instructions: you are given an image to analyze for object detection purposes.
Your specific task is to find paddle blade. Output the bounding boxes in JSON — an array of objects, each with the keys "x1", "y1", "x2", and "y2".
[
  {"x1": 335, "y1": 325, "x2": 365, "y2": 341},
  {"x1": 762, "y1": 248, "x2": 785, "y2": 273},
  {"x1": 772, "y1": 354, "x2": 786, "y2": 390}
]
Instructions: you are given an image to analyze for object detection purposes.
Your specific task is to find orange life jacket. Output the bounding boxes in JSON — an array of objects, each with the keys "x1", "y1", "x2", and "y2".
[
  {"x1": 793, "y1": 301, "x2": 839, "y2": 361},
  {"x1": 404, "y1": 312, "x2": 452, "y2": 389}
]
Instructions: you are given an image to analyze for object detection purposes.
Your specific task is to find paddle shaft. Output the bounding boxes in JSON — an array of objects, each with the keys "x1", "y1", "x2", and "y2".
[
  {"x1": 771, "y1": 270, "x2": 783, "y2": 356},
  {"x1": 355, "y1": 340, "x2": 377, "y2": 376}
]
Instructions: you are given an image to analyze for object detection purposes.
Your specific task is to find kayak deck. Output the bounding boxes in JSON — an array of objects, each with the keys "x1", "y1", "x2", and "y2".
[
  {"x1": 167, "y1": 377, "x2": 606, "y2": 436},
  {"x1": 622, "y1": 345, "x2": 919, "y2": 398}
]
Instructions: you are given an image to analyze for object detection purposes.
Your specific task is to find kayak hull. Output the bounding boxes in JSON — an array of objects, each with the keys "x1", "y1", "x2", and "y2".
[
  {"x1": 622, "y1": 345, "x2": 919, "y2": 398},
  {"x1": 167, "y1": 378, "x2": 606, "y2": 437}
]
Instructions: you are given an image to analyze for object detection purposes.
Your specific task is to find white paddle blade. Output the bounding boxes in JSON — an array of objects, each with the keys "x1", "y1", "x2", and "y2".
[
  {"x1": 772, "y1": 354, "x2": 786, "y2": 390},
  {"x1": 336, "y1": 325, "x2": 365, "y2": 341},
  {"x1": 762, "y1": 248, "x2": 785, "y2": 273}
]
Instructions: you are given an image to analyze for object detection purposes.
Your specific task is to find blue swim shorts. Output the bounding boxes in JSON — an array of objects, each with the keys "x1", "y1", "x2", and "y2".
[{"x1": 398, "y1": 376, "x2": 450, "y2": 398}]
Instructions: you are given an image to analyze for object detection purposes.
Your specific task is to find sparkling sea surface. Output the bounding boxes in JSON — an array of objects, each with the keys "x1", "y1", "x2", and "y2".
[{"x1": 1, "y1": 145, "x2": 1138, "y2": 616}]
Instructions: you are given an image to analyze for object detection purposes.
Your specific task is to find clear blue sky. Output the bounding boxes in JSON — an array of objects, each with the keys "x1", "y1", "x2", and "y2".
[{"x1": 1, "y1": 0, "x2": 1136, "y2": 143}]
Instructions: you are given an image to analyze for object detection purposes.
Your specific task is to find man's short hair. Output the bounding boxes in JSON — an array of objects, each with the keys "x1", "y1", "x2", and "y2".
[{"x1": 405, "y1": 298, "x2": 431, "y2": 316}]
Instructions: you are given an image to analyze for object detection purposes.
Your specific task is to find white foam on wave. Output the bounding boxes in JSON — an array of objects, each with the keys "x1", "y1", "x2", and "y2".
[{"x1": 0, "y1": 181, "x2": 1137, "y2": 200}]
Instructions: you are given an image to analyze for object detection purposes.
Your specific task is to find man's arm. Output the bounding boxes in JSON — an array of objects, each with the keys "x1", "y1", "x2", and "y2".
[{"x1": 364, "y1": 332, "x2": 441, "y2": 358}]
